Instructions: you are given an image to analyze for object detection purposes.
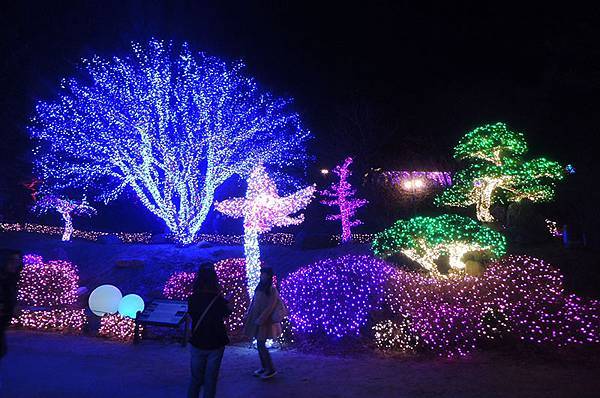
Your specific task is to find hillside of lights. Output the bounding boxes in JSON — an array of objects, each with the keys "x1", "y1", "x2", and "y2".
[{"x1": 3, "y1": 39, "x2": 598, "y2": 360}]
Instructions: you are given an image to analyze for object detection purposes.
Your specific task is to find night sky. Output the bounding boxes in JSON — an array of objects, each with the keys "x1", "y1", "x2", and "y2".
[{"x1": 1, "y1": 1, "x2": 599, "y2": 231}]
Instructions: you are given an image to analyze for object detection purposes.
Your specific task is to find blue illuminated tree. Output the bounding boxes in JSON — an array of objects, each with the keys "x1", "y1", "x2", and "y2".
[{"x1": 29, "y1": 40, "x2": 311, "y2": 244}]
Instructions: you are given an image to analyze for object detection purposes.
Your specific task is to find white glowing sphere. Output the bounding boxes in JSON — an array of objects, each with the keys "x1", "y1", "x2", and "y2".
[
  {"x1": 88, "y1": 285, "x2": 122, "y2": 316},
  {"x1": 414, "y1": 179, "x2": 424, "y2": 188},
  {"x1": 118, "y1": 294, "x2": 145, "y2": 319}
]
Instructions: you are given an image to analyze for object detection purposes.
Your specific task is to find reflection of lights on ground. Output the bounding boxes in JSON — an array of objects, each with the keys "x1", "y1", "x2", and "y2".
[
  {"x1": 402, "y1": 178, "x2": 425, "y2": 190},
  {"x1": 320, "y1": 169, "x2": 329, "y2": 175}
]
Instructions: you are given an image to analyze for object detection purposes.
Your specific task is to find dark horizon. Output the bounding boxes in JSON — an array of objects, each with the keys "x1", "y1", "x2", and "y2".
[{"x1": 1, "y1": 1, "x2": 599, "y2": 233}]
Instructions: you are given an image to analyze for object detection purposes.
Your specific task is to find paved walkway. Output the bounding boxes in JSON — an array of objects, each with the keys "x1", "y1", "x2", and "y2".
[{"x1": 3, "y1": 331, "x2": 600, "y2": 397}]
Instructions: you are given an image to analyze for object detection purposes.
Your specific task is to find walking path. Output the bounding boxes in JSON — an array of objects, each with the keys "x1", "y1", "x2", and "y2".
[{"x1": 3, "y1": 331, "x2": 599, "y2": 397}]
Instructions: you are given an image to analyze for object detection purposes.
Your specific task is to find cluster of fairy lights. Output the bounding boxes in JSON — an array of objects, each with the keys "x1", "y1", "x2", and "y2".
[
  {"x1": 280, "y1": 255, "x2": 397, "y2": 338},
  {"x1": 545, "y1": 219, "x2": 562, "y2": 237},
  {"x1": 0, "y1": 222, "x2": 152, "y2": 243},
  {"x1": 435, "y1": 122, "x2": 565, "y2": 222},
  {"x1": 16, "y1": 255, "x2": 79, "y2": 306},
  {"x1": 0, "y1": 222, "x2": 296, "y2": 246},
  {"x1": 215, "y1": 164, "x2": 314, "y2": 294},
  {"x1": 372, "y1": 318, "x2": 420, "y2": 352},
  {"x1": 11, "y1": 254, "x2": 86, "y2": 332},
  {"x1": 98, "y1": 313, "x2": 143, "y2": 342},
  {"x1": 33, "y1": 195, "x2": 96, "y2": 241},
  {"x1": 163, "y1": 258, "x2": 266, "y2": 335},
  {"x1": 377, "y1": 171, "x2": 453, "y2": 188},
  {"x1": 280, "y1": 255, "x2": 599, "y2": 356},
  {"x1": 11, "y1": 309, "x2": 87, "y2": 332},
  {"x1": 29, "y1": 39, "x2": 311, "y2": 244},
  {"x1": 320, "y1": 157, "x2": 368, "y2": 243},
  {"x1": 372, "y1": 214, "x2": 506, "y2": 275}
]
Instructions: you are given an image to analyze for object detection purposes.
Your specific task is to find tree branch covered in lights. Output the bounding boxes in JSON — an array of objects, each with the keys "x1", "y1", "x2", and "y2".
[
  {"x1": 33, "y1": 195, "x2": 96, "y2": 241},
  {"x1": 372, "y1": 214, "x2": 506, "y2": 275},
  {"x1": 29, "y1": 39, "x2": 311, "y2": 244},
  {"x1": 435, "y1": 122, "x2": 565, "y2": 222},
  {"x1": 320, "y1": 157, "x2": 368, "y2": 243},
  {"x1": 215, "y1": 164, "x2": 315, "y2": 294}
]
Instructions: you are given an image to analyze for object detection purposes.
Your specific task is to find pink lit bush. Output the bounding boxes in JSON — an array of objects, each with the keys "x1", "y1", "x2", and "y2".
[
  {"x1": 12, "y1": 254, "x2": 85, "y2": 332},
  {"x1": 17, "y1": 254, "x2": 79, "y2": 307},
  {"x1": 162, "y1": 258, "x2": 257, "y2": 335}
]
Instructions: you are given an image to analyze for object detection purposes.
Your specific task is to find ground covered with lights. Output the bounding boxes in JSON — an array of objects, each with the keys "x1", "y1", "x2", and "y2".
[{"x1": 4, "y1": 330, "x2": 600, "y2": 398}]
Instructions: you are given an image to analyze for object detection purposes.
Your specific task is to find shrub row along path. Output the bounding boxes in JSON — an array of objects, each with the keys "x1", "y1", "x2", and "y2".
[{"x1": 4, "y1": 331, "x2": 600, "y2": 398}]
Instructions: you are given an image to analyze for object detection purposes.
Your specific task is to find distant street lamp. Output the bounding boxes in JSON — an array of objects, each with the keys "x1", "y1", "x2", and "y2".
[{"x1": 320, "y1": 168, "x2": 329, "y2": 175}]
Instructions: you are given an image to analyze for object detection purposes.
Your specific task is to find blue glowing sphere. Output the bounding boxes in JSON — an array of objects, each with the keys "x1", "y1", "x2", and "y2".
[
  {"x1": 118, "y1": 294, "x2": 145, "y2": 319},
  {"x1": 89, "y1": 285, "x2": 122, "y2": 316}
]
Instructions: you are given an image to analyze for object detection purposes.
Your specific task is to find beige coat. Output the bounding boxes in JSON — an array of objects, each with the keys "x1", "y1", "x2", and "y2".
[{"x1": 243, "y1": 286, "x2": 283, "y2": 340}]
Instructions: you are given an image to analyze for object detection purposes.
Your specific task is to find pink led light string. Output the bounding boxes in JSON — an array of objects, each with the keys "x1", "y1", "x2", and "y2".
[{"x1": 320, "y1": 157, "x2": 368, "y2": 243}]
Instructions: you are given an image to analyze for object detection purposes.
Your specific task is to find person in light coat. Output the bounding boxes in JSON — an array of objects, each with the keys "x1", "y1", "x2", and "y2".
[{"x1": 243, "y1": 267, "x2": 282, "y2": 379}]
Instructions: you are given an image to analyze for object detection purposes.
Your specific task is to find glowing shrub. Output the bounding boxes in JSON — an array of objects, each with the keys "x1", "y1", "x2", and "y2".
[
  {"x1": 479, "y1": 256, "x2": 600, "y2": 347},
  {"x1": 98, "y1": 313, "x2": 143, "y2": 342},
  {"x1": 163, "y1": 272, "x2": 196, "y2": 300},
  {"x1": 372, "y1": 214, "x2": 506, "y2": 275},
  {"x1": 385, "y1": 270, "x2": 482, "y2": 356},
  {"x1": 12, "y1": 254, "x2": 85, "y2": 332},
  {"x1": 280, "y1": 255, "x2": 396, "y2": 338},
  {"x1": 372, "y1": 318, "x2": 419, "y2": 352},
  {"x1": 11, "y1": 309, "x2": 86, "y2": 332},
  {"x1": 17, "y1": 254, "x2": 79, "y2": 307},
  {"x1": 162, "y1": 258, "x2": 257, "y2": 335}
]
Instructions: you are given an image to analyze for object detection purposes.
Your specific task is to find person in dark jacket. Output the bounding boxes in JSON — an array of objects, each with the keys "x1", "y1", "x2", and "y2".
[
  {"x1": 0, "y1": 249, "x2": 23, "y2": 361},
  {"x1": 187, "y1": 262, "x2": 232, "y2": 398}
]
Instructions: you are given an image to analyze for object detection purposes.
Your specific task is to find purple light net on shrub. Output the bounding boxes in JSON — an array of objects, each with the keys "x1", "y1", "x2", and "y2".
[
  {"x1": 479, "y1": 255, "x2": 600, "y2": 347},
  {"x1": 280, "y1": 254, "x2": 599, "y2": 356},
  {"x1": 280, "y1": 255, "x2": 397, "y2": 338}
]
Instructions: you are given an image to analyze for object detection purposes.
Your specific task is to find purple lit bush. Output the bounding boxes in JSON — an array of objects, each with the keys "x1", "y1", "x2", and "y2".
[
  {"x1": 385, "y1": 271, "x2": 482, "y2": 356},
  {"x1": 280, "y1": 254, "x2": 599, "y2": 356},
  {"x1": 280, "y1": 255, "x2": 396, "y2": 338},
  {"x1": 479, "y1": 256, "x2": 600, "y2": 347}
]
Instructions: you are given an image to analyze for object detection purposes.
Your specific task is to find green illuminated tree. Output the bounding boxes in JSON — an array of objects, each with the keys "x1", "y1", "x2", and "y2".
[
  {"x1": 372, "y1": 214, "x2": 506, "y2": 275},
  {"x1": 435, "y1": 122, "x2": 565, "y2": 222}
]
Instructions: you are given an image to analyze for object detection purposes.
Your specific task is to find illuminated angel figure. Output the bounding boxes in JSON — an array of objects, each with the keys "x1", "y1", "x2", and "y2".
[
  {"x1": 33, "y1": 195, "x2": 96, "y2": 241},
  {"x1": 215, "y1": 164, "x2": 315, "y2": 294},
  {"x1": 435, "y1": 122, "x2": 565, "y2": 222}
]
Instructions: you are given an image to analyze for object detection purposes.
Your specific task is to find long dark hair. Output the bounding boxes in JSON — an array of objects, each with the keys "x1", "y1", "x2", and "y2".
[
  {"x1": 255, "y1": 267, "x2": 274, "y2": 296},
  {"x1": 192, "y1": 262, "x2": 221, "y2": 294}
]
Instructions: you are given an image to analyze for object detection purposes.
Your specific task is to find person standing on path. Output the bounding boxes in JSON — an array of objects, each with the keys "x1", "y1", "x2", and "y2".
[
  {"x1": 243, "y1": 267, "x2": 286, "y2": 380},
  {"x1": 187, "y1": 262, "x2": 232, "y2": 398},
  {"x1": 0, "y1": 249, "x2": 23, "y2": 390}
]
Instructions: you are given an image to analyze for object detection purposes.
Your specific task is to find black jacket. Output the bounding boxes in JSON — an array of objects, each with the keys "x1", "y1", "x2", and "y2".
[{"x1": 188, "y1": 292, "x2": 231, "y2": 350}]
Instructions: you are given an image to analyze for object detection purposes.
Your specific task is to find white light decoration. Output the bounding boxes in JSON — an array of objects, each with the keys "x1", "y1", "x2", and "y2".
[
  {"x1": 215, "y1": 164, "x2": 315, "y2": 294},
  {"x1": 118, "y1": 294, "x2": 145, "y2": 319},
  {"x1": 32, "y1": 195, "x2": 96, "y2": 241},
  {"x1": 89, "y1": 285, "x2": 122, "y2": 317},
  {"x1": 29, "y1": 39, "x2": 311, "y2": 244}
]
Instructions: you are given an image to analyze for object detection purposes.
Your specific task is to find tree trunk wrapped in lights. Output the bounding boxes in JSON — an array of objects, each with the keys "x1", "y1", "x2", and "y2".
[
  {"x1": 320, "y1": 157, "x2": 368, "y2": 243},
  {"x1": 29, "y1": 39, "x2": 311, "y2": 244},
  {"x1": 435, "y1": 122, "x2": 565, "y2": 222},
  {"x1": 215, "y1": 164, "x2": 315, "y2": 295},
  {"x1": 32, "y1": 195, "x2": 96, "y2": 241},
  {"x1": 372, "y1": 214, "x2": 506, "y2": 276}
]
